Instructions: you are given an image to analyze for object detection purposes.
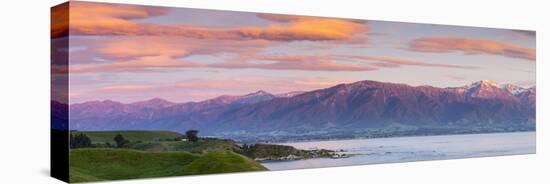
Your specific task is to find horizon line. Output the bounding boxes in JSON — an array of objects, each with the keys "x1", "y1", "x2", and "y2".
[{"x1": 64, "y1": 79, "x2": 535, "y2": 105}]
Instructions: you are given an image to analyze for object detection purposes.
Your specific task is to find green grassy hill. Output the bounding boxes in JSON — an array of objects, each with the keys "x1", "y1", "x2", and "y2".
[
  {"x1": 180, "y1": 151, "x2": 267, "y2": 175},
  {"x1": 71, "y1": 130, "x2": 182, "y2": 144},
  {"x1": 67, "y1": 130, "x2": 326, "y2": 182},
  {"x1": 69, "y1": 149, "x2": 266, "y2": 183},
  {"x1": 131, "y1": 139, "x2": 239, "y2": 153}
]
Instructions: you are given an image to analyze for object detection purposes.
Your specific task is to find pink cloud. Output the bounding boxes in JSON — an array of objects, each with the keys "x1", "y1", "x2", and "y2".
[
  {"x1": 70, "y1": 56, "x2": 200, "y2": 73},
  {"x1": 67, "y1": 36, "x2": 270, "y2": 72},
  {"x1": 212, "y1": 54, "x2": 377, "y2": 71},
  {"x1": 67, "y1": 35, "x2": 477, "y2": 73},
  {"x1": 98, "y1": 85, "x2": 154, "y2": 93},
  {"x1": 409, "y1": 37, "x2": 536, "y2": 61},
  {"x1": 338, "y1": 55, "x2": 477, "y2": 69},
  {"x1": 68, "y1": 36, "x2": 378, "y2": 72},
  {"x1": 75, "y1": 76, "x2": 357, "y2": 103}
]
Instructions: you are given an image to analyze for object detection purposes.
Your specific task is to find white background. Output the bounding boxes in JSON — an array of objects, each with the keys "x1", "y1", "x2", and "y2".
[{"x1": 0, "y1": 0, "x2": 547, "y2": 183}]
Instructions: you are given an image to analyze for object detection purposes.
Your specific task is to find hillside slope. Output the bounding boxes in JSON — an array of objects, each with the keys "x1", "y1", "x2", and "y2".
[
  {"x1": 66, "y1": 80, "x2": 536, "y2": 138},
  {"x1": 69, "y1": 149, "x2": 266, "y2": 183}
]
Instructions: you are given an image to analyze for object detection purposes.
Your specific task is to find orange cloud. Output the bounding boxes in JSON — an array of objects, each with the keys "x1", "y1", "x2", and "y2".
[
  {"x1": 251, "y1": 13, "x2": 368, "y2": 41},
  {"x1": 68, "y1": 36, "x2": 376, "y2": 72},
  {"x1": 95, "y1": 38, "x2": 190, "y2": 61},
  {"x1": 409, "y1": 37, "x2": 536, "y2": 61},
  {"x1": 68, "y1": 36, "x2": 477, "y2": 73},
  {"x1": 257, "y1": 13, "x2": 366, "y2": 24},
  {"x1": 66, "y1": 2, "x2": 168, "y2": 36},
  {"x1": 57, "y1": 1, "x2": 368, "y2": 42},
  {"x1": 68, "y1": 36, "x2": 271, "y2": 72},
  {"x1": 233, "y1": 17, "x2": 367, "y2": 41},
  {"x1": 68, "y1": 37, "x2": 197, "y2": 72},
  {"x1": 51, "y1": 2, "x2": 69, "y2": 38},
  {"x1": 68, "y1": 34, "x2": 477, "y2": 73}
]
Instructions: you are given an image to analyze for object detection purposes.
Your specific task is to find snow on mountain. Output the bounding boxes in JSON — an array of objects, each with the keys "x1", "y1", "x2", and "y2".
[
  {"x1": 450, "y1": 80, "x2": 532, "y2": 99},
  {"x1": 502, "y1": 84, "x2": 529, "y2": 95},
  {"x1": 234, "y1": 90, "x2": 276, "y2": 104},
  {"x1": 204, "y1": 90, "x2": 276, "y2": 105},
  {"x1": 66, "y1": 80, "x2": 536, "y2": 135},
  {"x1": 275, "y1": 91, "x2": 305, "y2": 98}
]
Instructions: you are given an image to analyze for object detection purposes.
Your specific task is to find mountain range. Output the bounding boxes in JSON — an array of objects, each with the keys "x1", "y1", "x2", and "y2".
[{"x1": 59, "y1": 80, "x2": 535, "y2": 140}]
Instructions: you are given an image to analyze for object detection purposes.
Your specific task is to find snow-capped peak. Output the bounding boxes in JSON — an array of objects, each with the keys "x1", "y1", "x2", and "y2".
[
  {"x1": 502, "y1": 84, "x2": 529, "y2": 95},
  {"x1": 460, "y1": 80, "x2": 530, "y2": 97},
  {"x1": 205, "y1": 90, "x2": 274, "y2": 105},
  {"x1": 275, "y1": 91, "x2": 305, "y2": 98},
  {"x1": 245, "y1": 90, "x2": 272, "y2": 97},
  {"x1": 467, "y1": 80, "x2": 500, "y2": 90}
]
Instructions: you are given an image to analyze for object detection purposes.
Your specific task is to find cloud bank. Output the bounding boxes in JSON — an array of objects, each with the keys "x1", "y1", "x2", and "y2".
[{"x1": 409, "y1": 37, "x2": 535, "y2": 61}]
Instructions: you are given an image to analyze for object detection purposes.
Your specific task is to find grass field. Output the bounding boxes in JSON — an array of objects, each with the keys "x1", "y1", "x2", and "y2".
[
  {"x1": 66, "y1": 130, "x2": 309, "y2": 182},
  {"x1": 69, "y1": 149, "x2": 266, "y2": 183},
  {"x1": 71, "y1": 130, "x2": 183, "y2": 144},
  {"x1": 180, "y1": 151, "x2": 267, "y2": 175},
  {"x1": 131, "y1": 139, "x2": 239, "y2": 153}
]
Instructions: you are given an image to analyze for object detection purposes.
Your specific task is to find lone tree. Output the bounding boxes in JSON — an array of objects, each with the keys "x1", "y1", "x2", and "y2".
[
  {"x1": 186, "y1": 130, "x2": 199, "y2": 142},
  {"x1": 113, "y1": 134, "x2": 129, "y2": 148},
  {"x1": 70, "y1": 133, "x2": 92, "y2": 149}
]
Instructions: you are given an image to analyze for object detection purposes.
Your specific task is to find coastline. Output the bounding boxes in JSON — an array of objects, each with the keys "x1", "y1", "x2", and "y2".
[
  {"x1": 260, "y1": 131, "x2": 536, "y2": 170},
  {"x1": 258, "y1": 130, "x2": 536, "y2": 145}
]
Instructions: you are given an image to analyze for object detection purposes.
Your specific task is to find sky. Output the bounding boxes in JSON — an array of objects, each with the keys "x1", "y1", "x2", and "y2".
[{"x1": 51, "y1": 2, "x2": 536, "y2": 104}]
